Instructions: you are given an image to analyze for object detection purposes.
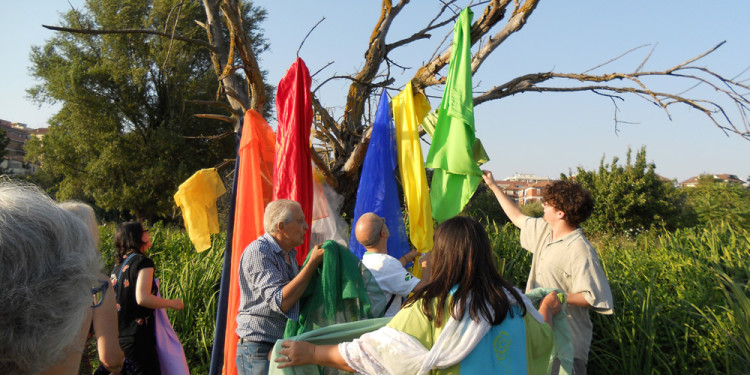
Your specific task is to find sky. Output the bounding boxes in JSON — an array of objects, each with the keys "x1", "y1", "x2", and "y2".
[{"x1": 2, "y1": 0, "x2": 749, "y2": 183}]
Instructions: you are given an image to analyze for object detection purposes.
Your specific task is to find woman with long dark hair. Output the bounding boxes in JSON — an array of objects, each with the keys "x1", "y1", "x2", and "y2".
[
  {"x1": 275, "y1": 216, "x2": 562, "y2": 374},
  {"x1": 111, "y1": 222, "x2": 183, "y2": 375}
]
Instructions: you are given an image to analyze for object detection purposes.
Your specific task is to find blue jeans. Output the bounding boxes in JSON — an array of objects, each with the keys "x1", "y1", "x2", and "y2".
[{"x1": 236, "y1": 341, "x2": 272, "y2": 375}]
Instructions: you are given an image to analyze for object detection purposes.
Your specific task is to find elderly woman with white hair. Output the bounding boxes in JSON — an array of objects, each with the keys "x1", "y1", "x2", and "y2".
[
  {"x1": 0, "y1": 183, "x2": 102, "y2": 375},
  {"x1": 59, "y1": 201, "x2": 125, "y2": 374}
]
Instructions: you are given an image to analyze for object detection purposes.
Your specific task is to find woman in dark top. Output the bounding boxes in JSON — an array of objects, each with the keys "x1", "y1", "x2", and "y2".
[{"x1": 111, "y1": 222, "x2": 184, "y2": 375}]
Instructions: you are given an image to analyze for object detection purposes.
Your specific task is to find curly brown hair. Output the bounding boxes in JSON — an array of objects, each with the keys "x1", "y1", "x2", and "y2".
[{"x1": 542, "y1": 180, "x2": 594, "y2": 227}]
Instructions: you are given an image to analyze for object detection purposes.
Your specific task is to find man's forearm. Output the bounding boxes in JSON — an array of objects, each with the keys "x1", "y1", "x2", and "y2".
[
  {"x1": 566, "y1": 292, "x2": 593, "y2": 308},
  {"x1": 280, "y1": 263, "x2": 318, "y2": 313},
  {"x1": 487, "y1": 184, "x2": 527, "y2": 227}
]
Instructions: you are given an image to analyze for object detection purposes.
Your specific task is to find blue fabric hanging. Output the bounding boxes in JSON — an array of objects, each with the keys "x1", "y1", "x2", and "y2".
[
  {"x1": 349, "y1": 90, "x2": 410, "y2": 260},
  {"x1": 208, "y1": 118, "x2": 242, "y2": 375}
]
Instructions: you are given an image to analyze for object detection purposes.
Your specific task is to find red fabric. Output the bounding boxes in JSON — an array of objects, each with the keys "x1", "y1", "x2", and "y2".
[
  {"x1": 273, "y1": 57, "x2": 314, "y2": 266},
  {"x1": 223, "y1": 109, "x2": 275, "y2": 375}
]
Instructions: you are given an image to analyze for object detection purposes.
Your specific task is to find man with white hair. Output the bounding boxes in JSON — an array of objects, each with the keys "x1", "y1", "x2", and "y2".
[
  {"x1": 0, "y1": 183, "x2": 102, "y2": 375},
  {"x1": 236, "y1": 199, "x2": 325, "y2": 375}
]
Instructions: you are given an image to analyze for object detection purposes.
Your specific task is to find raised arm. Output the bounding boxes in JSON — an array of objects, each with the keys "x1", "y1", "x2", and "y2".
[{"x1": 482, "y1": 170, "x2": 528, "y2": 228}]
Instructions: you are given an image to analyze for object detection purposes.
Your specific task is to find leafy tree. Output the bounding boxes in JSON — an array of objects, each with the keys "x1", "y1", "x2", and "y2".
[
  {"x1": 682, "y1": 174, "x2": 750, "y2": 230},
  {"x1": 519, "y1": 200, "x2": 543, "y2": 218},
  {"x1": 462, "y1": 183, "x2": 511, "y2": 226},
  {"x1": 27, "y1": 0, "x2": 268, "y2": 221},
  {"x1": 569, "y1": 146, "x2": 683, "y2": 236}
]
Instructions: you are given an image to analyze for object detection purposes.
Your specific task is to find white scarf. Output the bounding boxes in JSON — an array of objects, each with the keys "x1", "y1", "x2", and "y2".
[{"x1": 338, "y1": 289, "x2": 543, "y2": 375}]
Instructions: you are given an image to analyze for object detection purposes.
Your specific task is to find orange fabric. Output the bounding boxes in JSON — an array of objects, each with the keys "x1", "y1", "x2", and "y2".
[{"x1": 222, "y1": 109, "x2": 275, "y2": 375}]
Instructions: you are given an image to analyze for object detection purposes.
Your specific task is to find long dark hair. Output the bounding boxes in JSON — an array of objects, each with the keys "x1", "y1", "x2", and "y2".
[
  {"x1": 114, "y1": 221, "x2": 146, "y2": 264},
  {"x1": 404, "y1": 216, "x2": 526, "y2": 327}
]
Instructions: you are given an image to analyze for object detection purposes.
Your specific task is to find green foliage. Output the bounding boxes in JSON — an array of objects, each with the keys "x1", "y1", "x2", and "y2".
[
  {"x1": 587, "y1": 223, "x2": 750, "y2": 375},
  {"x1": 682, "y1": 175, "x2": 750, "y2": 230},
  {"x1": 571, "y1": 146, "x2": 683, "y2": 236},
  {"x1": 461, "y1": 183, "x2": 511, "y2": 226},
  {"x1": 26, "y1": 0, "x2": 268, "y2": 221},
  {"x1": 486, "y1": 221, "x2": 532, "y2": 288},
  {"x1": 519, "y1": 200, "x2": 543, "y2": 218}
]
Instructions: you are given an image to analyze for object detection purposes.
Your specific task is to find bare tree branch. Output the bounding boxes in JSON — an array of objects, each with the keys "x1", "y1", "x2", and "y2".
[
  {"x1": 472, "y1": 46, "x2": 750, "y2": 139},
  {"x1": 187, "y1": 100, "x2": 242, "y2": 117},
  {"x1": 41, "y1": 24, "x2": 216, "y2": 51},
  {"x1": 297, "y1": 17, "x2": 325, "y2": 57},
  {"x1": 193, "y1": 114, "x2": 235, "y2": 123}
]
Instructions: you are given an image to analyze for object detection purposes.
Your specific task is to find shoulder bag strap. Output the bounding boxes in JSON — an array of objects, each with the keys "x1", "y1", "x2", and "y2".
[{"x1": 114, "y1": 252, "x2": 138, "y2": 293}]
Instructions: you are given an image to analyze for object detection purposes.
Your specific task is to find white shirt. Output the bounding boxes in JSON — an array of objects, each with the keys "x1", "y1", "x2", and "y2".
[{"x1": 362, "y1": 252, "x2": 420, "y2": 317}]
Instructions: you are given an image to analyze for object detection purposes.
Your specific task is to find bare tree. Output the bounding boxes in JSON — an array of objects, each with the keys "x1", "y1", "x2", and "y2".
[{"x1": 44, "y1": 0, "x2": 750, "y2": 214}]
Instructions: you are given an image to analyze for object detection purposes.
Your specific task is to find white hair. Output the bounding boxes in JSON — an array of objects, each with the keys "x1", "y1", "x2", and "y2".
[
  {"x1": 263, "y1": 199, "x2": 301, "y2": 234},
  {"x1": 59, "y1": 201, "x2": 99, "y2": 247},
  {"x1": 0, "y1": 183, "x2": 101, "y2": 375}
]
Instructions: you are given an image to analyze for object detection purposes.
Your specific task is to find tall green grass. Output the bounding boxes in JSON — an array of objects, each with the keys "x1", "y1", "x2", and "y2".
[{"x1": 589, "y1": 223, "x2": 750, "y2": 375}]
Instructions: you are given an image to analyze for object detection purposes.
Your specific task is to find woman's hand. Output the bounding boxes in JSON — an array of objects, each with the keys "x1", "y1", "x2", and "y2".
[
  {"x1": 170, "y1": 299, "x2": 184, "y2": 310},
  {"x1": 275, "y1": 340, "x2": 316, "y2": 368}
]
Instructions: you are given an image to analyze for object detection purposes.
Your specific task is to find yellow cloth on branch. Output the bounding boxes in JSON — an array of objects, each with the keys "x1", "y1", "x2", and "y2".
[
  {"x1": 392, "y1": 82, "x2": 434, "y2": 278},
  {"x1": 174, "y1": 168, "x2": 226, "y2": 252}
]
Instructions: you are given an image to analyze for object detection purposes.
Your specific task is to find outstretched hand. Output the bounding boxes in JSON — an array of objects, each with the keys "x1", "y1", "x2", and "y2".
[{"x1": 275, "y1": 340, "x2": 315, "y2": 368}]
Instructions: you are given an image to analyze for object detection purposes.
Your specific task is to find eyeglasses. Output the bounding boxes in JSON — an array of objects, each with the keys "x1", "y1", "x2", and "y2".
[{"x1": 91, "y1": 280, "x2": 110, "y2": 308}]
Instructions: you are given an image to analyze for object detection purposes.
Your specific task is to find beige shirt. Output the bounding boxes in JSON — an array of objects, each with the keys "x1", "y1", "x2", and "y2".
[{"x1": 520, "y1": 217, "x2": 613, "y2": 361}]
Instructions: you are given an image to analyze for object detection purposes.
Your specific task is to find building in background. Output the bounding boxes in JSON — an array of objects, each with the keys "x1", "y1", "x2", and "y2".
[
  {"x1": 492, "y1": 174, "x2": 556, "y2": 205},
  {"x1": 680, "y1": 174, "x2": 746, "y2": 187},
  {"x1": 1, "y1": 119, "x2": 47, "y2": 176}
]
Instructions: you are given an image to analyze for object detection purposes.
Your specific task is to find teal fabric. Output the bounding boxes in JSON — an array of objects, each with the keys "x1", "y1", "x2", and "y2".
[
  {"x1": 460, "y1": 305, "x2": 528, "y2": 374},
  {"x1": 284, "y1": 240, "x2": 383, "y2": 338},
  {"x1": 526, "y1": 288, "x2": 574, "y2": 375},
  {"x1": 270, "y1": 318, "x2": 391, "y2": 375}
]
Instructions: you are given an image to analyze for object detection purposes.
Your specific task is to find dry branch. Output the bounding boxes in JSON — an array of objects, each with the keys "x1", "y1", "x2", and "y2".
[{"x1": 41, "y1": 24, "x2": 216, "y2": 51}]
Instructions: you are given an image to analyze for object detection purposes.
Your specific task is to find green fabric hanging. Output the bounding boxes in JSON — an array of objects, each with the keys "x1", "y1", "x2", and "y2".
[
  {"x1": 284, "y1": 240, "x2": 385, "y2": 339},
  {"x1": 424, "y1": 8, "x2": 483, "y2": 223},
  {"x1": 421, "y1": 109, "x2": 490, "y2": 166}
]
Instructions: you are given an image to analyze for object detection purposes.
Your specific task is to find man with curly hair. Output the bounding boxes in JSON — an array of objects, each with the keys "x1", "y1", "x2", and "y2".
[{"x1": 482, "y1": 171, "x2": 613, "y2": 375}]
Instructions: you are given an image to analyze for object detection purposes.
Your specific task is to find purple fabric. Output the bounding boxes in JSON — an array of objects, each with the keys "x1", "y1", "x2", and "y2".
[{"x1": 154, "y1": 279, "x2": 190, "y2": 375}]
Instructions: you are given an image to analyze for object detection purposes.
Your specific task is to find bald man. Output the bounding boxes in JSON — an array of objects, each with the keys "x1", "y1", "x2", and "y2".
[{"x1": 355, "y1": 212, "x2": 431, "y2": 317}]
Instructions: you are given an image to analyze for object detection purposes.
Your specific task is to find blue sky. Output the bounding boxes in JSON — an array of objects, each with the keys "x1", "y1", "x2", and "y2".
[{"x1": 2, "y1": 1, "x2": 749, "y2": 182}]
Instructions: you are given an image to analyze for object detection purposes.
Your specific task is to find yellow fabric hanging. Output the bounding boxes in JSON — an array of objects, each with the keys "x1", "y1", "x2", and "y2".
[
  {"x1": 391, "y1": 82, "x2": 434, "y2": 278},
  {"x1": 174, "y1": 168, "x2": 226, "y2": 252}
]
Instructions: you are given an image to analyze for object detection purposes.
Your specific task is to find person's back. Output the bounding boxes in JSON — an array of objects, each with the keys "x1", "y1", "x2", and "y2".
[{"x1": 355, "y1": 212, "x2": 424, "y2": 317}]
